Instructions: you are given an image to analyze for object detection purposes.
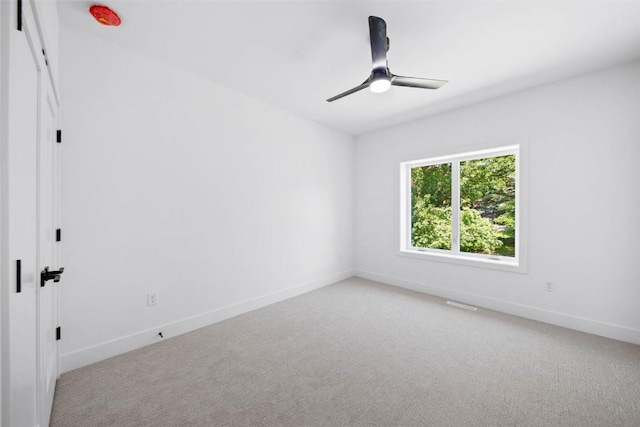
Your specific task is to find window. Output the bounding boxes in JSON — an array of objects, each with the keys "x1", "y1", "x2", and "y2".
[{"x1": 399, "y1": 145, "x2": 526, "y2": 272}]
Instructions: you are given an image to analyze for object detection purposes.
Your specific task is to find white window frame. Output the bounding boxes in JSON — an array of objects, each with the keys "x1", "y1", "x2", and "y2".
[{"x1": 399, "y1": 143, "x2": 527, "y2": 273}]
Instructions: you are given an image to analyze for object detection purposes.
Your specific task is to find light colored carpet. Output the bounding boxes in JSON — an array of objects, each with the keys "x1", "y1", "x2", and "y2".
[{"x1": 50, "y1": 277, "x2": 640, "y2": 426}]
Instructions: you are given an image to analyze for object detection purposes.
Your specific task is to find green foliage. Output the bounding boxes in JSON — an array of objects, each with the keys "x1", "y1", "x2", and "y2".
[
  {"x1": 460, "y1": 208, "x2": 502, "y2": 253},
  {"x1": 411, "y1": 163, "x2": 451, "y2": 207},
  {"x1": 460, "y1": 156, "x2": 515, "y2": 213},
  {"x1": 411, "y1": 202, "x2": 451, "y2": 250},
  {"x1": 494, "y1": 199, "x2": 515, "y2": 238},
  {"x1": 410, "y1": 154, "x2": 516, "y2": 257},
  {"x1": 411, "y1": 163, "x2": 452, "y2": 249}
]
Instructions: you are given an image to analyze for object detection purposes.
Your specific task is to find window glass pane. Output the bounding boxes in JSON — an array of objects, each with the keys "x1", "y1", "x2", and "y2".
[
  {"x1": 460, "y1": 154, "x2": 516, "y2": 257},
  {"x1": 411, "y1": 163, "x2": 452, "y2": 250}
]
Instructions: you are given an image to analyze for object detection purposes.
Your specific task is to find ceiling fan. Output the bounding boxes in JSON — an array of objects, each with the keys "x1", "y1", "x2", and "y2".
[{"x1": 327, "y1": 16, "x2": 448, "y2": 102}]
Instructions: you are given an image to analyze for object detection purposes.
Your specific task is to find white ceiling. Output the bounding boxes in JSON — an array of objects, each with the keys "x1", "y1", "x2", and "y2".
[{"x1": 57, "y1": 1, "x2": 640, "y2": 136}]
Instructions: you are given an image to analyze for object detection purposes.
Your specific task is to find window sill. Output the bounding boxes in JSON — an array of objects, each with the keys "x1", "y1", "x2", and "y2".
[{"x1": 397, "y1": 249, "x2": 527, "y2": 274}]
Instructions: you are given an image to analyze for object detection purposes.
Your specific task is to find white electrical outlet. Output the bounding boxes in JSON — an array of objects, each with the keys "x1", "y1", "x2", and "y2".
[
  {"x1": 147, "y1": 292, "x2": 158, "y2": 306},
  {"x1": 545, "y1": 282, "x2": 555, "y2": 292}
]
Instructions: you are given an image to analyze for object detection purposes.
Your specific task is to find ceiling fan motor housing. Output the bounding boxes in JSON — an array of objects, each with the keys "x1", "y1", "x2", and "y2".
[{"x1": 371, "y1": 68, "x2": 391, "y2": 81}]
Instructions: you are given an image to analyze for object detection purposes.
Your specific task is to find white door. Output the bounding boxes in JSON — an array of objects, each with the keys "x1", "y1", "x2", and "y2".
[
  {"x1": 4, "y1": 0, "x2": 42, "y2": 425},
  {"x1": 37, "y1": 72, "x2": 60, "y2": 427},
  {"x1": 2, "y1": 0, "x2": 60, "y2": 424}
]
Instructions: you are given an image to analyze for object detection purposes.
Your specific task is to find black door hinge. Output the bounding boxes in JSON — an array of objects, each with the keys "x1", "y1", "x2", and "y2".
[
  {"x1": 56, "y1": 327, "x2": 61, "y2": 341},
  {"x1": 17, "y1": 0, "x2": 22, "y2": 31},
  {"x1": 56, "y1": 228, "x2": 61, "y2": 242},
  {"x1": 16, "y1": 259, "x2": 22, "y2": 293},
  {"x1": 56, "y1": 129, "x2": 62, "y2": 143},
  {"x1": 42, "y1": 49, "x2": 48, "y2": 66}
]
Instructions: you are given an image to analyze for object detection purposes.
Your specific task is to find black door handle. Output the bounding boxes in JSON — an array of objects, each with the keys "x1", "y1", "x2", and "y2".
[{"x1": 41, "y1": 266, "x2": 65, "y2": 287}]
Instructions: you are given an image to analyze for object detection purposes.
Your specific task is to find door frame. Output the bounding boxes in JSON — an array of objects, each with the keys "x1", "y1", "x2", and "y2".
[{"x1": 35, "y1": 67, "x2": 61, "y2": 427}]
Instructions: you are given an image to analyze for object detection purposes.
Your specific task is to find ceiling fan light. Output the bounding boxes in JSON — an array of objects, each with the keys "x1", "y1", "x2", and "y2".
[{"x1": 370, "y1": 78, "x2": 391, "y2": 93}]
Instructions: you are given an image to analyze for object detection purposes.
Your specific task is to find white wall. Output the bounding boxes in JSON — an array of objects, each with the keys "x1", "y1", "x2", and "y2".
[
  {"x1": 59, "y1": 26, "x2": 355, "y2": 371},
  {"x1": 355, "y1": 61, "x2": 640, "y2": 344}
]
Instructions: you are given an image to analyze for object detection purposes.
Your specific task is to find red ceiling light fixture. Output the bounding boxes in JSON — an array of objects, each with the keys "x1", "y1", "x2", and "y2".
[{"x1": 89, "y1": 4, "x2": 121, "y2": 26}]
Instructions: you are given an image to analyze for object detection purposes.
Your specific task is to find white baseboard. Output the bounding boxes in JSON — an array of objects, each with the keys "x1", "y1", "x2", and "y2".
[
  {"x1": 60, "y1": 270, "x2": 355, "y2": 373},
  {"x1": 355, "y1": 269, "x2": 640, "y2": 346}
]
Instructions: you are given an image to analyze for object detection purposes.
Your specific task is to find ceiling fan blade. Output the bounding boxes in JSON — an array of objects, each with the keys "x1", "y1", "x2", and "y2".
[
  {"x1": 326, "y1": 80, "x2": 370, "y2": 102},
  {"x1": 391, "y1": 75, "x2": 448, "y2": 90},
  {"x1": 369, "y1": 16, "x2": 388, "y2": 71}
]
